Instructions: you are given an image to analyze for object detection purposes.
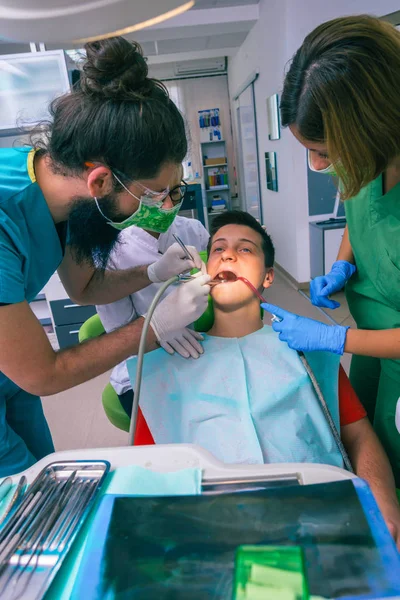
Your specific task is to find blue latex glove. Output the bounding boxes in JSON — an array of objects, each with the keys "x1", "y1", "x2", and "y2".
[
  {"x1": 261, "y1": 302, "x2": 349, "y2": 355},
  {"x1": 310, "y1": 260, "x2": 356, "y2": 309}
]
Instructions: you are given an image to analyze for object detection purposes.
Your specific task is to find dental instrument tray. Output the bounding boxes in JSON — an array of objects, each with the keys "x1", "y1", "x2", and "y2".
[
  {"x1": 71, "y1": 478, "x2": 400, "y2": 600},
  {"x1": 0, "y1": 460, "x2": 109, "y2": 600}
]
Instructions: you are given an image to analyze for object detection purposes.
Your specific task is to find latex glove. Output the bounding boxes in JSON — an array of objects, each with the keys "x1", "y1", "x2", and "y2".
[
  {"x1": 261, "y1": 302, "x2": 349, "y2": 355},
  {"x1": 149, "y1": 273, "x2": 211, "y2": 341},
  {"x1": 160, "y1": 328, "x2": 204, "y2": 359},
  {"x1": 147, "y1": 243, "x2": 203, "y2": 283},
  {"x1": 310, "y1": 260, "x2": 356, "y2": 309}
]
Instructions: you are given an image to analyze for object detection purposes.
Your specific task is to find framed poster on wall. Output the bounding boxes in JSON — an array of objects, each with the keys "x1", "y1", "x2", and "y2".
[{"x1": 236, "y1": 85, "x2": 262, "y2": 221}]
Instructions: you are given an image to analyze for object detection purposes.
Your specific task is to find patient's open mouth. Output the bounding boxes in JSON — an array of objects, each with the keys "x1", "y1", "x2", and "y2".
[
  {"x1": 210, "y1": 272, "x2": 265, "y2": 302},
  {"x1": 210, "y1": 271, "x2": 238, "y2": 285},
  {"x1": 216, "y1": 271, "x2": 238, "y2": 282}
]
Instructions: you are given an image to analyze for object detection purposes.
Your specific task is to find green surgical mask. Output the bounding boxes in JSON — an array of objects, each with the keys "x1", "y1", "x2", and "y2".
[{"x1": 95, "y1": 173, "x2": 182, "y2": 233}]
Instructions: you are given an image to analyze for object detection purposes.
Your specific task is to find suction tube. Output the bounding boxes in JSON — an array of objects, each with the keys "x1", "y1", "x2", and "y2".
[{"x1": 128, "y1": 276, "x2": 179, "y2": 445}]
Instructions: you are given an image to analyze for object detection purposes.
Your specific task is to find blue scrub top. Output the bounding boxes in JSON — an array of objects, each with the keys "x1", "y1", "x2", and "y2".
[
  {"x1": 0, "y1": 147, "x2": 63, "y2": 305},
  {"x1": 0, "y1": 148, "x2": 64, "y2": 475}
]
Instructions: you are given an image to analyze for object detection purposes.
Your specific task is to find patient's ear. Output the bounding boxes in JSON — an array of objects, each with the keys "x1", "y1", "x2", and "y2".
[{"x1": 262, "y1": 268, "x2": 274, "y2": 289}]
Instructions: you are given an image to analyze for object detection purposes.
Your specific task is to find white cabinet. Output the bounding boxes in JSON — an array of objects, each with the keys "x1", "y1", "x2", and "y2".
[
  {"x1": 309, "y1": 219, "x2": 346, "y2": 278},
  {"x1": 0, "y1": 50, "x2": 70, "y2": 134},
  {"x1": 44, "y1": 274, "x2": 96, "y2": 349},
  {"x1": 324, "y1": 228, "x2": 345, "y2": 274}
]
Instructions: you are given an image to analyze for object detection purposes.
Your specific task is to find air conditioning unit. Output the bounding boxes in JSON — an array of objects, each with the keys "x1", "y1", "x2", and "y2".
[{"x1": 174, "y1": 57, "x2": 226, "y2": 76}]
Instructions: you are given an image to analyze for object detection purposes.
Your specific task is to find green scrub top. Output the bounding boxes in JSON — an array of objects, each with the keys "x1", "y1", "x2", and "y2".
[
  {"x1": 0, "y1": 147, "x2": 63, "y2": 305},
  {"x1": 345, "y1": 174, "x2": 400, "y2": 375}
]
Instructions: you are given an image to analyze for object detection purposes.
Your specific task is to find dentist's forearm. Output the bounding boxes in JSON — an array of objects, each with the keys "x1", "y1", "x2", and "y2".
[
  {"x1": 77, "y1": 265, "x2": 152, "y2": 305},
  {"x1": 59, "y1": 255, "x2": 152, "y2": 305},
  {"x1": 344, "y1": 327, "x2": 400, "y2": 359}
]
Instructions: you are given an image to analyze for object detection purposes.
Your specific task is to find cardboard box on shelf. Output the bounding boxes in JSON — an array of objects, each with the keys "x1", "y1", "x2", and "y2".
[{"x1": 204, "y1": 157, "x2": 227, "y2": 166}]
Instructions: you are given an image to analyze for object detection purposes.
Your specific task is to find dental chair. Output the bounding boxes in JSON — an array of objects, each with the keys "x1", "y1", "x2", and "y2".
[{"x1": 78, "y1": 314, "x2": 130, "y2": 434}]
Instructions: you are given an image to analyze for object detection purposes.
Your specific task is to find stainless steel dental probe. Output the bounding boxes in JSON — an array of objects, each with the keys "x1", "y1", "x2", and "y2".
[{"x1": 172, "y1": 233, "x2": 194, "y2": 262}]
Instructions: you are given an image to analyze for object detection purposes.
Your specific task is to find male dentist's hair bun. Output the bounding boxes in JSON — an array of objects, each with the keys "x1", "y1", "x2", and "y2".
[{"x1": 81, "y1": 37, "x2": 165, "y2": 100}]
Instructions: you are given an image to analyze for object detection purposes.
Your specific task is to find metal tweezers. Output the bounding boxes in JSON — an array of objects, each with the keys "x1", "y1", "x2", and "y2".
[
  {"x1": 173, "y1": 233, "x2": 194, "y2": 262},
  {"x1": 173, "y1": 233, "x2": 220, "y2": 286}
]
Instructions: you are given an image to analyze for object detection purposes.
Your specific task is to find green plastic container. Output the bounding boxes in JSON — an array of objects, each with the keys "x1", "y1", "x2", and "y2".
[{"x1": 233, "y1": 545, "x2": 310, "y2": 600}]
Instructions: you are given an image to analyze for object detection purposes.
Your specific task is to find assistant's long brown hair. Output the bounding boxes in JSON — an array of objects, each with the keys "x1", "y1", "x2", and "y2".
[{"x1": 281, "y1": 15, "x2": 400, "y2": 199}]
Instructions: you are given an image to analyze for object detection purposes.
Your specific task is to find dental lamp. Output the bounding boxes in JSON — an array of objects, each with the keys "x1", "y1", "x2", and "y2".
[{"x1": 0, "y1": 0, "x2": 195, "y2": 44}]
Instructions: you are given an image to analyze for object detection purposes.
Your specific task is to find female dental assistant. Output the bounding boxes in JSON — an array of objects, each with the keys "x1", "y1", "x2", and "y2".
[
  {"x1": 0, "y1": 37, "x2": 211, "y2": 477},
  {"x1": 262, "y1": 15, "x2": 400, "y2": 484}
]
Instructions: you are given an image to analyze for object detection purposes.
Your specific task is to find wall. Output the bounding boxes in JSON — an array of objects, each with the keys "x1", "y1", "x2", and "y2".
[
  {"x1": 0, "y1": 134, "x2": 28, "y2": 149},
  {"x1": 228, "y1": 0, "x2": 400, "y2": 283},
  {"x1": 148, "y1": 71, "x2": 235, "y2": 192},
  {"x1": 169, "y1": 76, "x2": 234, "y2": 185},
  {"x1": 0, "y1": 43, "x2": 31, "y2": 55}
]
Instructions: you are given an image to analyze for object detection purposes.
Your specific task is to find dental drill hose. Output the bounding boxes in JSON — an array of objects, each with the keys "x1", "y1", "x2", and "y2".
[
  {"x1": 297, "y1": 351, "x2": 354, "y2": 473},
  {"x1": 128, "y1": 275, "x2": 179, "y2": 446}
]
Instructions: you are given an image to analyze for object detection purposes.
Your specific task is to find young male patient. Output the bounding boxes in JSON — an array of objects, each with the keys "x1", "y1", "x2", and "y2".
[{"x1": 128, "y1": 210, "x2": 400, "y2": 545}]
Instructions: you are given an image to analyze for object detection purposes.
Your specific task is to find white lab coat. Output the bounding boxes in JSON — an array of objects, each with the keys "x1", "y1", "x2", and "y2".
[{"x1": 96, "y1": 216, "x2": 209, "y2": 395}]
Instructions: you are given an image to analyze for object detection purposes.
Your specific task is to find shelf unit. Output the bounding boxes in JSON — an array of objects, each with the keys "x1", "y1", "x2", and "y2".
[
  {"x1": 208, "y1": 185, "x2": 230, "y2": 191},
  {"x1": 200, "y1": 140, "x2": 231, "y2": 228},
  {"x1": 203, "y1": 163, "x2": 227, "y2": 169}
]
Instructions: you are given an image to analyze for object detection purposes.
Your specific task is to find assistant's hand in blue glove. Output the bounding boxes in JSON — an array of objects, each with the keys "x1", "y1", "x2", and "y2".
[
  {"x1": 261, "y1": 302, "x2": 349, "y2": 355},
  {"x1": 310, "y1": 260, "x2": 356, "y2": 310}
]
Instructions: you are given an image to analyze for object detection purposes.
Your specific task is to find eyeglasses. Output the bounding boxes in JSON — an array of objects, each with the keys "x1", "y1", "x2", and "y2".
[
  {"x1": 137, "y1": 180, "x2": 187, "y2": 206},
  {"x1": 167, "y1": 180, "x2": 188, "y2": 206},
  {"x1": 113, "y1": 169, "x2": 187, "y2": 206},
  {"x1": 86, "y1": 162, "x2": 188, "y2": 206}
]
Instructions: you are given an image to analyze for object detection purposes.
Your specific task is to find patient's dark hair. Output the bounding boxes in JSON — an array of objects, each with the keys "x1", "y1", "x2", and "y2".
[{"x1": 207, "y1": 210, "x2": 274, "y2": 268}]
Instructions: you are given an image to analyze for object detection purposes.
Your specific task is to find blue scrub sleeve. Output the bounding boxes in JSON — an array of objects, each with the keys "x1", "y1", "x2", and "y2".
[{"x1": 0, "y1": 240, "x2": 25, "y2": 304}]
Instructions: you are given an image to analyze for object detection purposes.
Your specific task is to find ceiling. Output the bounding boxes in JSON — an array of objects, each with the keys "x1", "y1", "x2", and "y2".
[
  {"x1": 381, "y1": 9, "x2": 400, "y2": 25},
  {"x1": 192, "y1": 0, "x2": 259, "y2": 7},
  {"x1": 125, "y1": 0, "x2": 260, "y2": 63},
  {"x1": 139, "y1": 30, "x2": 249, "y2": 57},
  {"x1": 0, "y1": 1, "x2": 260, "y2": 63}
]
